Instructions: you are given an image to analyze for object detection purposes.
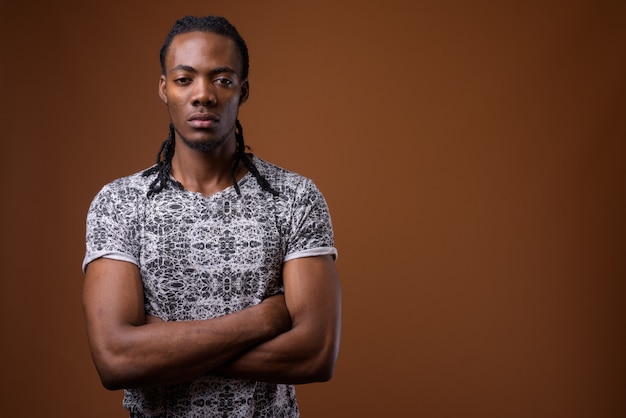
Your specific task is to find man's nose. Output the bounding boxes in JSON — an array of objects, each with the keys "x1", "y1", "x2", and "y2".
[{"x1": 191, "y1": 79, "x2": 217, "y2": 106}]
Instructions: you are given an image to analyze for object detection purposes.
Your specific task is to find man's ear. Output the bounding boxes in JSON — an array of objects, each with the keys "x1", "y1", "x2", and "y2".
[
  {"x1": 158, "y1": 75, "x2": 168, "y2": 104},
  {"x1": 239, "y1": 79, "x2": 250, "y2": 105}
]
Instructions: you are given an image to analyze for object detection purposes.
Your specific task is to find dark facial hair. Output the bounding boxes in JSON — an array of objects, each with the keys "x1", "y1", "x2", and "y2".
[{"x1": 174, "y1": 125, "x2": 235, "y2": 153}]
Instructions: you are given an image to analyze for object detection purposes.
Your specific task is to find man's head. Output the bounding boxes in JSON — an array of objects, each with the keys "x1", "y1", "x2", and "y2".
[
  {"x1": 158, "y1": 16, "x2": 250, "y2": 154},
  {"x1": 144, "y1": 15, "x2": 278, "y2": 197},
  {"x1": 158, "y1": 29, "x2": 248, "y2": 153},
  {"x1": 159, "y1": 15, "x2": 249, "y2": 81}
]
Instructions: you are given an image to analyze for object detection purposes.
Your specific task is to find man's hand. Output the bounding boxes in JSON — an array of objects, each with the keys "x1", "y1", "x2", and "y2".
[{"x1": 259, "y1": 293, "x2": 292, "y2": 335}]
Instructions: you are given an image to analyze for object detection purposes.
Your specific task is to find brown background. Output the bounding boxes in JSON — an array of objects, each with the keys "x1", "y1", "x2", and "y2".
[{"x1": 1, "y1": 0, "x2": 625, "y2": 417}]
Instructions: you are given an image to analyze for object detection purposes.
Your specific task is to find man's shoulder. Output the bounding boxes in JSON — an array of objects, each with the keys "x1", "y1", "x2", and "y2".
[
  {"x1": 253, "y1": 157, "x2": 311, "y2": 190},
  {"x1": 94, "y1": 166, "x2": 156, "y2": 202}
]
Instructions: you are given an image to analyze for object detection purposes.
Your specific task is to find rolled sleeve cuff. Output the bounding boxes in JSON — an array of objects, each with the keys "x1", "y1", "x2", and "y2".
[
  {"x1": 82, "y1": 251, "x2": 139, "y2": 273},
  {"x1": 284, "y1": 246, "x2": 338, "y2": 262}
]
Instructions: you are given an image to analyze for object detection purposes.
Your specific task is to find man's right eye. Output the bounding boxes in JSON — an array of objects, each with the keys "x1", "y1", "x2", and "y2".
[{"x1": 174, "y1": 78, "x2": 191, "y2": 85}]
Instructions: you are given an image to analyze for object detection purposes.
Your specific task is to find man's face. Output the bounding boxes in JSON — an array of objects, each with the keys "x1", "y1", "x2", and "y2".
[{"x1": 159, "y1": 31, "x2": 249, "y2": 152}]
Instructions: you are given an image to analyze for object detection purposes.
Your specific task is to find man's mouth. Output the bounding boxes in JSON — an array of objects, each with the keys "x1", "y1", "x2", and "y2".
[{"x1": 188, "y1": 113, "x2": 219, "y2": 128}]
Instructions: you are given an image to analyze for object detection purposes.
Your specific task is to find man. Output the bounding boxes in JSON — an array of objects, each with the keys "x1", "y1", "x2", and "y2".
[{"x1": 82, "y1": 15, "x2": 341, "y2": 417}]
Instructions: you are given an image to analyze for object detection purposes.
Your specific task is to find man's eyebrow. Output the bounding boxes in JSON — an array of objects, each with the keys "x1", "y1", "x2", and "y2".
[
  {"x1": 169, "y1": 65, "x2": 237, "y2": 76},
  {"x1": 210, "y1": 66, "x2": 238, "y2": 75},
  {"x1": 170, "y1": 65, "x2": 197, "y2": 73}
]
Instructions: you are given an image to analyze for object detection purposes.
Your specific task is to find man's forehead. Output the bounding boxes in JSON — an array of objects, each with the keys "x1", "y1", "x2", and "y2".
[
  {"x1": 166, "y1": 31, "x2": 242, "y2": 72},
  {"x1": 169, "y1": 32, "x2": 236, "y2": 56}
]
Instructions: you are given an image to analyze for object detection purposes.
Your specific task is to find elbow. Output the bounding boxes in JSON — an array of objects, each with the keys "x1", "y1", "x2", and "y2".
[
  {"x1": 87, "y1": 328, "x2": 156, "y2": 390},
  {"x1": 98, "y1": 358, "x2": 140, "y2": 391},
  {"x1": 90, "y1": 347, "x2": 142, "y2": 391},
  {"x1": 101, "y1": 375, "x2": 124, "y2": 392},
  {"x1": 310, "y1": 362, "x2": 335, "y2": 383},
  {"x1": 298, "y1": 326, "x2": 341, "y2": 383},
  {"x1": 316, "y1": 350, "x2": 339, "y2": 382},
  {"x1": 302, "y1": 343, "x2": 339, "y2": 383},
  {"x1": 98, "y1": 361, "x2": 149, "y2": 391},
  {"x1": 300, "y1": 359, "x2": 335, "y2": 383},
  {"x1": 94, "y1": 357, "x2": 134, "y2": 391}
]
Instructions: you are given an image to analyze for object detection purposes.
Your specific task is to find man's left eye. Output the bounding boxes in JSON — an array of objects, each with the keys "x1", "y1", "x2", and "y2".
[{"x1": 215, "y1": 78, "x2": 233, "y2": 86}]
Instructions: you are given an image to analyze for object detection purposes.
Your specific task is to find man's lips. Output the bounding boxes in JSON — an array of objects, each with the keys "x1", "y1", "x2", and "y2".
[{"x1": 188, "y1": 113, "x2": 219, "y2": 128}]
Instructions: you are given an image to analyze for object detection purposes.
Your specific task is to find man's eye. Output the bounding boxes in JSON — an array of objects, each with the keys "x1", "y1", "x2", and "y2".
[
  {"x1": 174, "y1": 78, "x2": 191, "y2": 85},
  {"x1": 215, "y1": 78, "x2": 233, "y2": 86}
]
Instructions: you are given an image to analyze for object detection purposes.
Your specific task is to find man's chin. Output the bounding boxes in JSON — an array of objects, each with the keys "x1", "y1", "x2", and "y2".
[{"x1": 181, "y1": 135, "x2": 227, "y2": 153}]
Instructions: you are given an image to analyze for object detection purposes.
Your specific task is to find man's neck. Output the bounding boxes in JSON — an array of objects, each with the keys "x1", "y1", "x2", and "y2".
[{"x1": 170, "y1": 140, "x2": 247, "y2": 197}]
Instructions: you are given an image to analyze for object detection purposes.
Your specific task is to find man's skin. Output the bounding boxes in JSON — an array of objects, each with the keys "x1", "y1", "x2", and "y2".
[{"x1": 82, "y1": 31, "x2": 342, "y2": 390}]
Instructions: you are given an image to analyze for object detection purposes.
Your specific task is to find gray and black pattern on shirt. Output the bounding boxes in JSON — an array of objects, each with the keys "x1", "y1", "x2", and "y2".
[{"x1": 84, "y1": 157, "x2": 337, "y2": 418}]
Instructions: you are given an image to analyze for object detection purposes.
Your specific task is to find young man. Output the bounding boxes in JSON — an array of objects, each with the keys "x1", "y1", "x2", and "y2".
[{"x1": 82, "y1": 15, "x2": 341, "y2": 417}]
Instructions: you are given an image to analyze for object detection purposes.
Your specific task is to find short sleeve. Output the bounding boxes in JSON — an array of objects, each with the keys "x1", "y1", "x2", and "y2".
[
  {"x1": 284, "y1": 178, "x2": 337, "y2": 262},
  {"x1": 82, "y1": 182, "x2": 143, "y2": 272}
]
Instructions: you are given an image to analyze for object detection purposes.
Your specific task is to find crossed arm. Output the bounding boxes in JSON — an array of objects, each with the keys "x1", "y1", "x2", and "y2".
[{"x1": 82, "y1": 255, "x2": 341, "y2": 390}]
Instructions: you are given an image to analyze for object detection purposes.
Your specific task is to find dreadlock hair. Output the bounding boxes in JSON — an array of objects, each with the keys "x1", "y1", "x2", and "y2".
[
  {"x1": 232, "y1": 120, "x2": 279, "y2": 196},
  {"x1": 142, "y1": 123, "x2": 184, "y2": 197},
  {"x1": 142, "y1": 15, "x2": 278, "y2": 198}
]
